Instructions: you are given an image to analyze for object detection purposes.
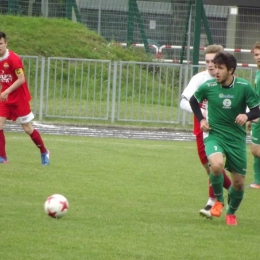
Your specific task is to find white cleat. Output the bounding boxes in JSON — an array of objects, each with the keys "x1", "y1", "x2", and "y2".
[{"x1": 199, "y1": 205, "x2": 213, "y2": 220}]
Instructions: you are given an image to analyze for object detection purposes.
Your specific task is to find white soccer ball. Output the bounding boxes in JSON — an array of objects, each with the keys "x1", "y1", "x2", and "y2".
[{"x1": 44, "y1": 194, "x2": 69, "y2": 218}]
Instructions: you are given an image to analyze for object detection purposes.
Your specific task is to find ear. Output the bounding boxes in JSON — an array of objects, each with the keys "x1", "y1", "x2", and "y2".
[{"x1": 229, "y1": 68, "x2": 234, "y2": 75}]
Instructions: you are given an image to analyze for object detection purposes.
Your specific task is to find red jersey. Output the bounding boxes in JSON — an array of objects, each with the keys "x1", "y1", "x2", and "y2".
[
  {"x1": 0, "y1": 50, "x2": 31, "y2": 104},
  {"x1": 193, "y1": 100, "x2": 207, "y2": 136}
]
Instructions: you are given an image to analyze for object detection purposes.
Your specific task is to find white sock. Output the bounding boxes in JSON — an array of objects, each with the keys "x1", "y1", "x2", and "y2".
[{"x1": 206, "y1": 197, "x2": 216, "y2": 206}]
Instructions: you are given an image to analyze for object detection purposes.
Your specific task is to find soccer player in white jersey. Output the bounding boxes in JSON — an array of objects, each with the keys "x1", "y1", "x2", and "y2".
[{"x1": 180, "y1": 45, "x2": 231, "y2": 219}]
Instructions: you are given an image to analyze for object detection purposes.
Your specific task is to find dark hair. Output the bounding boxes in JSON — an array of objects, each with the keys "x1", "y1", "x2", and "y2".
[
  {"x1": 212, "y1": 51, "x2": 237, "y2": 74},
  {"x1": 0, "y1": 32, "x2": 7, "y2": 41}
]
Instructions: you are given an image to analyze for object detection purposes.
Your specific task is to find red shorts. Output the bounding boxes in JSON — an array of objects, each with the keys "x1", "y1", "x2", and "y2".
[
  {"x1": 0, "y1": 101, "x2": 31, "y2": 121},
  {"x1": 195, "y1": 132, "x2": 208, "y2": 165}
]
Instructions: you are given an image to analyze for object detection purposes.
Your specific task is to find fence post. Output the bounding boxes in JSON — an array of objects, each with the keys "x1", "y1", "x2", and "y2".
[
  {"x1": 111, "y1": 61, "x2": 117, "y2": 123},
  {"x1": 39, "y1": 57, "x2": 45, "y2": 121}
]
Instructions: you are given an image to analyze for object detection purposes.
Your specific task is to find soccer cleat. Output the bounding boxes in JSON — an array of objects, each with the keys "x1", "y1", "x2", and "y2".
[
  {"x1": 41, "y1": 150, "x2": 50, "y2": 165},
  {"x1": 248, "y1": 183, "x2": 260, "y2": 189},
  {"x1": 199, "y1": 205, "x2": 213, "y2": 219},
  {"x1": 226, "y1": 214, "x2": 237, "y2": 226},
  {"x1": 0, "y1": 156, "x2": 8, "y2": 164},
  {"x1": 210, "y1": 201, "x2": 224, "y2": 217}
]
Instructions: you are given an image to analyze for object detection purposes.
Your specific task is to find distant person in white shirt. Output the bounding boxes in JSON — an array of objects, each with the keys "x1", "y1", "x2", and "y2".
[{"x1": 180, "y1": 45, "x2": 231, "y2": 219}]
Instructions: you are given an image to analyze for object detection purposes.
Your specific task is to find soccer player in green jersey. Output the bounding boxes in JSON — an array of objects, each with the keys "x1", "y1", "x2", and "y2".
[
  {"x1": 247, "y1": 42, "x2": 260, "y2": 188},
  {"x1": 189, "y1": 52, "x2": 260, "y2": 225}
]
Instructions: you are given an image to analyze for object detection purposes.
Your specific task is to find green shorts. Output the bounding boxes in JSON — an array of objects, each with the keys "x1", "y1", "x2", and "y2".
[
  {"x1": 204, "y1": 137, "x2": 247, "y2": 176},
  {"x1": 251, "y1": 122, "x2": 260, "y2": 145}
]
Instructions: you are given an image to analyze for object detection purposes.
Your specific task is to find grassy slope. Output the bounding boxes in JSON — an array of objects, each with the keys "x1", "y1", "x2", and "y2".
[
  {"x1": 1, "y1": 15, "x2": 181, "y2": 129},
  {"x1": 0, "y1": 15, "x2": 151, "y2": 61}
]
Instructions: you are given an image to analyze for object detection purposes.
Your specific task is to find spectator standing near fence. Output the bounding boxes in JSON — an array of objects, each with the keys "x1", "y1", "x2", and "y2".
[
  {"x1": 180, "y1": 45, "x2": 231, "y2": 219},
  {"x1": 0, "y1": 31, "x2": 50, "y2": 165},
  {"x1": 247, "y1": 42, "x2": 260, "y2": 188},
  {"x1": 189, "y1": 51, "x2": 260, "y2": 225}
]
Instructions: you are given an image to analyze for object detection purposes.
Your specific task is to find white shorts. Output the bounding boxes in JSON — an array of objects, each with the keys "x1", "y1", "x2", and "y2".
[{"x1": 16, "y1": 112, "x2": 34, "y2": 124}]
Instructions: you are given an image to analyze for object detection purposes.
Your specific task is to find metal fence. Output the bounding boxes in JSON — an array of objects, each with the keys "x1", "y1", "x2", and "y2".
[
  {"x1": 21, "y1": 55, "x2": 257, "y2": 128},
  {"x1": 2, "y1": 1, "x2": 260, "y2": 65}
]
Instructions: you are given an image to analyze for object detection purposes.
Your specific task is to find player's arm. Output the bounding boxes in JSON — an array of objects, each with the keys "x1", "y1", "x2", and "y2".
[
  {"x1": 189, "y1": 95, "x2": 204, "y2": 122},
  {"x1": 236, "y1": 85, "x2": 260, "y2": 126},
  {"x1": 180, "y1": 74, "x2": 201, "y2": 113},
  {"x1": 0, "y1": 68, "x2": 25, "y2": 101},
  {"x1": 235, "y1": 106, "x2": 260, "y2": 126},
  {"x1": 190, "y1": 95, "x2": 211, "y2": 131},
  {"x1": 246, "y1": 106, "x2": 260, "y2": 121},
  {"x1": 180, "y1": 97, "x2": 193, "y2": 113}
]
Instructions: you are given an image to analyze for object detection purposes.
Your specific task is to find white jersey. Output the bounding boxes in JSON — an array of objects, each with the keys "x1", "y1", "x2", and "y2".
[{"x1": 180, "y1": 70, "x2": 214, "y2": 113}]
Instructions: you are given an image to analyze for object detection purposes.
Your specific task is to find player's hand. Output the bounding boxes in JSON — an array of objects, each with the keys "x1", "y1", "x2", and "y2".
[
  {"x1": 200, "y1": 118, "x2": 211, "y2": 132},
  {"x1": 235, "y1": 114, "x2": 248, "y2": 126},
  {"x1": 0, "y1": 91, "x2": 8, "y2": 102}
]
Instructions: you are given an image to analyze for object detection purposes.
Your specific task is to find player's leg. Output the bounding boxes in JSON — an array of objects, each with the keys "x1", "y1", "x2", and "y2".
[
  {"x1": 225, "y1": 142, "x2": 247, "y2": 226},
  {"x1": 204, "y1": 138, "x2": 226, "y2": 217},
  {"x1": 21, "y1": 120, "x2": 50, "y2": 165},
  {"x1": 248, "y1": 123, "x2": 260, "y2": 188},
  {"x1": 0, "y1": 117, "x2": 7, "y2": 163},
  {"x1": 196, "y1": 134, "x2": 215, "y2": 218},
  {"x1": 226, "y1": 172, "x2": 245, "y2": 226},
  {"x1": 0, "y1": 102, "x2": 9, "y2": 163},
  {"x1": 223, "y1": 169, "x2": 232, "y2": 191},
  {"x1": 14, "y1": 102, "x2": 50, "y2": 165}
]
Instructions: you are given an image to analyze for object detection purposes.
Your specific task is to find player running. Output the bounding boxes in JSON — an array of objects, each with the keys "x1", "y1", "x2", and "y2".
[
  {"x1": 190, "y1": 51, "x2": 260, "y2": 225},
  {"x1": 180, "y1": 45, "x2": 231, "y2": 219},
  {"x1": 0, "y1": 31, "x2": 50, "y2": 165}
]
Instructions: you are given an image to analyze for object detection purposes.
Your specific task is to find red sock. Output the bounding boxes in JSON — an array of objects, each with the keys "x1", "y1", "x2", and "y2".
[
  {"x1": 208, "y1": 179, "x2": 215, "y2": 198},
  {"x1": 222, "y1": 169, "x2": 231, "y2": 190},
  {"x1": 30, "y1": 129, "x2": 47, "y2": 154},
  {"x1": 0, "y1": 129, "x2": 6, "y2": 158}
]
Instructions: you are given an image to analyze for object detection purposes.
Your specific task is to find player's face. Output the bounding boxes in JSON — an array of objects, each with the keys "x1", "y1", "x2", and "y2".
[
  {"x1": 205, "y1": 53, "x2": 216, "y2": 77},
  {"x1": 0, "y1": 38, "x2": 7, "y2": 57},
  {"x1": 214, "y1": 63, "x2": 234, "y2": 86},
  {"x1": 253, "y1": 48, "x2": 260, "y2": 69}
]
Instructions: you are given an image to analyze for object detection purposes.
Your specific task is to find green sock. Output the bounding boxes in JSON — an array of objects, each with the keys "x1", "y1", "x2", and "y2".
[
  {"x1": 253, "y1": 156, "x2": 260, "y2": 185},
  {"x1": 209, "y1": 172, "x2": 224, "y2": 203},
  {"x1": 227, "y1": 186, "x2": 244, "y2": 215}
]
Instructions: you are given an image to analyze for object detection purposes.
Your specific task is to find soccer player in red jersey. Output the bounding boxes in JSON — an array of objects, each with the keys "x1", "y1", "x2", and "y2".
[
  {"x1": 0, "y1": 31, "x2": 49, "y2": 165},
  {"x1": 180, "y1": 45, "x2": 231, "y2": 218}
]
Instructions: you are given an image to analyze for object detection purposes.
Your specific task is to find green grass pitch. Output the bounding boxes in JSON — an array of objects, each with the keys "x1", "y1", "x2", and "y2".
[{"x1": 0, "y1": 132, "x2": 259, "y2": 260}]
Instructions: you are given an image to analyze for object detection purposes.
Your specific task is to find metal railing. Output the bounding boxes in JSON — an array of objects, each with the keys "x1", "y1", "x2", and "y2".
[{"x1": 20, "y1": 56, "x2": 257, "y2": 127}]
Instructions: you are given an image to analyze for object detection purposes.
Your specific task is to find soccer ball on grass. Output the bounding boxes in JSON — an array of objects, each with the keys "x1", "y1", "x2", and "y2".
[{"x1": 44, "y1": 194, "x2": 69, "y2": 218}]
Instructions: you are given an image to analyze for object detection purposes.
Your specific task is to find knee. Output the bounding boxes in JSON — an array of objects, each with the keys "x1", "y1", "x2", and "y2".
[
  {"x1": 232, "y1": 179, "x2": 244, "y2": 191},
  {"x1": 24, "y1": 129, "x2": 31, "y2": 135},
  {"x1": 22, "y1": 123, "x2": 33, "y2": 135},
  {"x1": 210, "y1": 162, "x2": 223, "y2": 175},
  {"x1": 251, "y1": 146, "x2": 260, "y2": 157}
]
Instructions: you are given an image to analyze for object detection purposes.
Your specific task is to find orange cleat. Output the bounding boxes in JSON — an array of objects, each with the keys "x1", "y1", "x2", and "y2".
[
  {"x1": 226, "y1": 214, "x2": 237, "y2": 226},
  {"x1": 210, "y1": 201, "x2": 224, "y2": 217},
  {"x1": 248, "y1": 183, "x2": 260, "y2": 189}
]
